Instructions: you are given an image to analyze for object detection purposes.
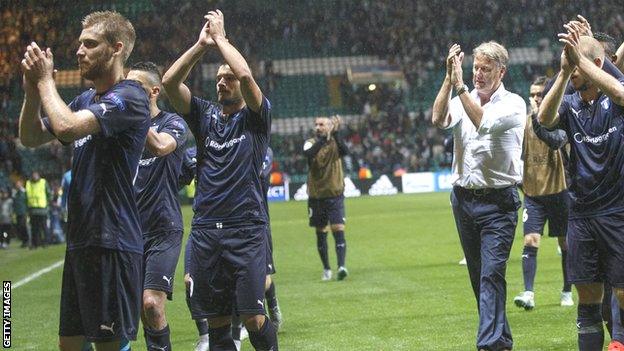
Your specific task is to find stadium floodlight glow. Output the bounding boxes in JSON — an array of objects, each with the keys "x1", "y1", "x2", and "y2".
[{"x1": 368, "y1": 84, "x2": 376, "y2": 91}]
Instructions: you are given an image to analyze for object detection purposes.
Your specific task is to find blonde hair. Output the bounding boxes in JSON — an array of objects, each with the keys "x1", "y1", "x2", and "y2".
[
  {"x1": 82, "y1": 11, "x2": 136, "y2": 63},
  {"x1": 473, "y1": 41, "x2": 509, "y2": 68}
]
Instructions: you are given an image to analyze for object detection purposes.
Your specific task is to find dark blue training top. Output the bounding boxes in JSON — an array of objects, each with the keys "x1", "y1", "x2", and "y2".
[
  {"x1": 185, "y1": 96, "x2": 271, "y2": 227},
  {"x1": 43, "y1": 80, "x2": 150, "y2": 253},
  {"x1": 556, "y1": 79, "x2": 624, "y2": 218},
  {"x1": 135, "y1": 111, "x2": 189, "y2": 236}
]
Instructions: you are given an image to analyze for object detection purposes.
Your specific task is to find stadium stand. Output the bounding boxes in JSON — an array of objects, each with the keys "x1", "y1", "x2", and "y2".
[{"x1": 3, "y1": 0, "x2": 624, "y2": 187}]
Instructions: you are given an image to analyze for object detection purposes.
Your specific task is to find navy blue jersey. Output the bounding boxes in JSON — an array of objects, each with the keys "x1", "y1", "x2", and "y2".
[
  {"x1": 179, "y1": 146, "x2": 197, "y2": 189},
  {"x1": 135, "y1": 111, "x2": 189, "y2": 235},
  {"x1": 43, "y1": 80, "x2": 150, "y2": 253},
  {"x1": 557, "y1": 80, "x2": 624, "y2": 218},
  {"x1": 185, "y1": 96, "x2": 271, "y2": 227}
]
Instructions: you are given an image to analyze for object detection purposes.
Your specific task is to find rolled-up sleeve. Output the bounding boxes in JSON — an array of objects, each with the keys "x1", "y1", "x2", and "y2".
[
  {"x1": 478, "y1": 95, "x2": 526, "y2": 134},
  {"x1": 446, "y1": 96, "x2": 463, "y2": 129}
]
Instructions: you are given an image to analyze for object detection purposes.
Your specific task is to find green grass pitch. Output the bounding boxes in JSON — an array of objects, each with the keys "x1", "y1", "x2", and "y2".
[{"x1": 2, "y1": 192, "x2": 579, "y2": 350}]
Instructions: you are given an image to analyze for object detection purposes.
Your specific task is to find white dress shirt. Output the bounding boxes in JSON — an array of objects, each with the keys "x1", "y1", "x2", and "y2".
[{"x1": 446, "y1": 83, "x2": 526, "y2": 189}]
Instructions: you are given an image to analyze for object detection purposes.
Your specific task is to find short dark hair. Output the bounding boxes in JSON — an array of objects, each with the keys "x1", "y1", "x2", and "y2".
[
  {"x1": 593, "y1": 32, "x2": 617, "y2": 57},
  {"x1": 130, "y1": 61, "x2": 162, "y2": 85},
  {"x1": 532, "y1": 76, "x2": 548, "y2": 86}
]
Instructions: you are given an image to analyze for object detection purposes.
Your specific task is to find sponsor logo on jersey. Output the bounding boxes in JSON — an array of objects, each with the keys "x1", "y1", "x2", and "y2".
[
  {"x1": 139, "y1": 157, "x2": 158, "y2": 167},
  {"x1": 204, "y1": 134, "x2": 247, "y2": 150},
  {"x1": 74, "y1": 135, "x2": 92, "y2": 148},
  {"x1": 573, "y1": 126, "x2": 617, "y2": 144}
]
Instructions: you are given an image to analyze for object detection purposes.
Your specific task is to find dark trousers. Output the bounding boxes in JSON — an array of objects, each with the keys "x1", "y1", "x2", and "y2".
[
  {"x1": 29, "y1": 213, "x2": 47, "y2": 247},
  {"x1": 451, "y1": 186, "x2": 520, "y2": 351},
  {"x1": 15, "y1": 214, "x2": 28, "y2": 245}
]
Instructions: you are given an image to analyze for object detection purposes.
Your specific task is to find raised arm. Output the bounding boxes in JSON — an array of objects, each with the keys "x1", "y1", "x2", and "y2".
[
  {"x1": 207, "y1": 10, "x2": 263, "y2": 113},
  {"x1": 432, "y1": 44, "x2": 462, "y2": 129},
  {"x1": 616, "y1": 41, "x2": 624, "y2": 72},
  {"x1": 538, "y1": 50, "x2": 573, "y2": 128},
  {"x1": 23, "y1": 43, "x2": 101, "y2": 143},
  {"x1": 560, "y1": 23, "x2": 624, "y2": 106},
  {"x1": 162, "y1": 20, "x2": 217, "y2": 116},
  {"x1": 18, "y1": 74, "x2": 54, "y2": 147}
]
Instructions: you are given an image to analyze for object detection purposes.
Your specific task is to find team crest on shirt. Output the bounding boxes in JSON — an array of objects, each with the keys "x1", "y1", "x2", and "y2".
[
  {"x1": 602, "y1": 97, "x2": 611, "y2": 110},
  {"x1": 171, "y1": 120, "x2": 186, "y2": 133}
]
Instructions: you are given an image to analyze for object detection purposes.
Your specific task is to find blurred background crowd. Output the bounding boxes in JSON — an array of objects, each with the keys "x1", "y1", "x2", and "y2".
[{"x1": 1, "y1": 0, "x2": 623, "y2": 246}]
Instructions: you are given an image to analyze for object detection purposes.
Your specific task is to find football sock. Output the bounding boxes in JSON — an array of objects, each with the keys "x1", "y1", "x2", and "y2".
[
  {"x1": 231, "y1": 314, "x2": 242, "y2": 341},
  {"x1": 208, "y1": 324, "x2": 237, "y2": 351},
  {"x1": 577, "y1": 304, "x2": 604, "y2": 351},
  {"x1": 196, "y1": 319, "x2": 209, "y2": 337},
  {"x1": 248, "y1": 317, "x2": 278, "y2": 351},
  {"x1": 522, "y1": 245, "x2": 538, "y2": 291},
  {"x1": 120, "y1": 337, "x2": 131, "y2": 351},
  {"x1": 561, "y1": 249, "x2": 572, "y2": 292},
  {"x1": 144, "y1": 325, "x2": 171, "y2": 351},
  {"x1": 333, "y1": 230, "x2": 346, "y2": 268},
  {"x1": 265, "y1": 281, "x2": 278, "y2": 310},
  {"x1": 316, "y1": 231, "x2": 330, "y2": 270}
]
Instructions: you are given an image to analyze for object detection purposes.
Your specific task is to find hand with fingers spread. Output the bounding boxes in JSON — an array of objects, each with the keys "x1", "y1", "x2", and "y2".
[
  {"x1": 21, "y1": 42, "x2": 54, "y2": 85},
  {"x1": 559, "y1": 22, "x2": 582, "y2": 66},
  {"x1": 205, "y1": 9, "x2": 226, "y2": 42},
  {"x1": 446, "y1": 44, "x2": 462, "y2": 78},
  {"x1": 574, "y1": 14, "x2": 593, "y2": 37}
]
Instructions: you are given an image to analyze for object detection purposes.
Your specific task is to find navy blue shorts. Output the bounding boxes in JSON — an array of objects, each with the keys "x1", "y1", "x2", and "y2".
[
  {"x1": 567, "y1": 212, "x2": 624, "y2": 287},
  {"x1": 308, "y1": 195, "x2": 346, "y2": 227},
  {"x1": 59, "y1": 247, "x2": 142, "y2": 342},
  {"x1": 522, "y1": 191, "x2": 569, "y2": 237},
  {"x1": 266, "y1": 224, "x2": 276, "y2": 274},
  {"x1": 187, "y1": 224, "x2": 267, "y2": 319},
  {"x1": 143, "y1": 230, "x2": 183, "y2": 299}
]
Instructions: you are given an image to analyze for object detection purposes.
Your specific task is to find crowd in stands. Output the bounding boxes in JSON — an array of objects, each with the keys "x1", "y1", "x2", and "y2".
[
  {"x1": 2, "y1": 1, "x2": 624, "y2": 185},
  {"x1": 273, "y1": 85, "x2": 451, "y2": 179}
]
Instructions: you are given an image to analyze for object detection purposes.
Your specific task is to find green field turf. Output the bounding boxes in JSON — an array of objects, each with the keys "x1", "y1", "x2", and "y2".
[{"x1": 2, "y1": 192, "x2": 581, "y2": 350}]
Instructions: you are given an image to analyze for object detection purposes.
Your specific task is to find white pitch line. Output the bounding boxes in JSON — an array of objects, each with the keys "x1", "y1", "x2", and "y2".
[{"x1": 12, "y1": 260, "x2": 64, "y2": 289}]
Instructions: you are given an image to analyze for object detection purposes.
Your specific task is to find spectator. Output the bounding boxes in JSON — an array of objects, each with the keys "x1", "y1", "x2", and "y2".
[
  {"x1": 0, "y1": 189, "x2": 13, "y2": 248},
  {"x1": 12, "y1": 179, "x2": 28, "y2": 247},
  {"x1": 25, "y1": 171, "x2": 49, "y2": 248}
]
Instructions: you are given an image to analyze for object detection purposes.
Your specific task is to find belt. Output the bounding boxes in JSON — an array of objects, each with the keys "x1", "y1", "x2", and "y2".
[{"x1": 454, "y1": 186, "x2": 513, "y2": 197}]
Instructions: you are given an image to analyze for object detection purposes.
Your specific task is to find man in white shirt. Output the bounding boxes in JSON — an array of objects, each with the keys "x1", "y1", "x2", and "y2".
[{"x1": 432, "y1": 41, "x2": 526, "y2": 351}]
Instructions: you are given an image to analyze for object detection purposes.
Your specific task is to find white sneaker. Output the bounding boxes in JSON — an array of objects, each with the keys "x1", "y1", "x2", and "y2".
[
  {"x1": 560, "y1": 291, "x2": 574, "y2": 306},
  {"x1": 194, "y1": 334, "x2": 210, "y2": 351},
  {"x1": 322, "y1": 269, "x2": 332, "y2": 281},
  {"x1": 513, "y1": 291, "x2": 535, "y2": 310},
  {"x1": 459, "y1": 257, "x2": 467, "y2": 265}
]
